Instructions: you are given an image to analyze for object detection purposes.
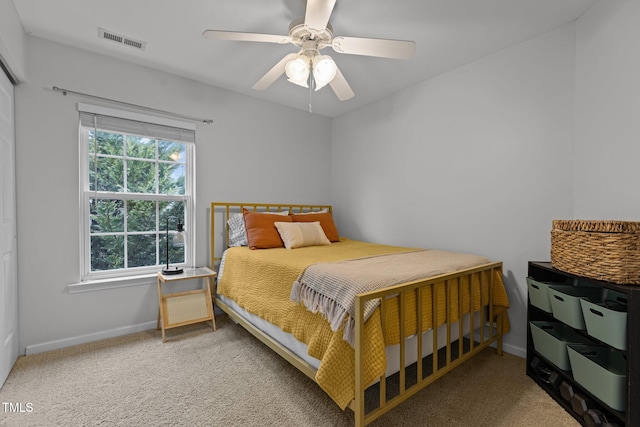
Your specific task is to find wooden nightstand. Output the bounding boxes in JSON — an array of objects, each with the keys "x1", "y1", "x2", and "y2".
[{"x1": 157, "y1": 267, "x2": 216, "y2": 342}]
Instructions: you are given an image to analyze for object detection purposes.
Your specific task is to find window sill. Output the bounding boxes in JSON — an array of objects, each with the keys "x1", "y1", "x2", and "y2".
[{"x1": 68, "y1": 273, "x2": 157, "y2": 293}]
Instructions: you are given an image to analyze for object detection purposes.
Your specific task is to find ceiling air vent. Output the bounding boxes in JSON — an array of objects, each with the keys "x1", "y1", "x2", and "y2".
[{"x1": 98, "y1": 28, "x2": 146, "y2": 51}]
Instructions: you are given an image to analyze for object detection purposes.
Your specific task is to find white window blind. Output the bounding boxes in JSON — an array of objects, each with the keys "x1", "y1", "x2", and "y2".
[{"x1": 78, "y1": 103, "x2": 196, "y2": 144}]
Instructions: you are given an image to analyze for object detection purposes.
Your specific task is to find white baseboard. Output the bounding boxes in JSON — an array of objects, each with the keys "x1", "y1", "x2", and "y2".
[
  {"x1": 473, "y1": 338, "x2": 526, "y2": 359},
  {"x1": 474, "y1": 326, "x2": 526, "y2": 359},
  {"x1": 24, "y1": 321, "x2": 157, "y2": 356},
  {"x1": 502, "y1": 342, "x2": 526, "y2": 359},
  {"x1": 22, "y1": 319, "x2": 528, "y2": 360}
]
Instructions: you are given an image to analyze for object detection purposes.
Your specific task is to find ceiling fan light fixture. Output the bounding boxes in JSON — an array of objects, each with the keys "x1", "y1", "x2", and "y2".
[
  {"x1": 285, "y1": 56, "x2": 310, "y2": 88},
  {"x1": 205, "y1": 0, "x2": 416, "y2": 102},
  {"x1": 312, "y1": 55, "x2": 337, "y2": 91}
]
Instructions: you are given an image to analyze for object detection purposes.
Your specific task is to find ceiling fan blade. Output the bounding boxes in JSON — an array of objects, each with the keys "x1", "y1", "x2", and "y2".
[
  {"x1": 304, "y1": 0, "x2": 336, "y2": 32},
  {"x1": 331, "y1": 36, "x2": 416, "y2": 60},
  {"x1": 252, "y1": 53, "x2": 299, "y2": 90},
  {"x1": 329, "y1": 67, "x2": 354, "y2": 101},
  {"x1": 202, "y1": 30, "x2": 290, "y2": 44}
]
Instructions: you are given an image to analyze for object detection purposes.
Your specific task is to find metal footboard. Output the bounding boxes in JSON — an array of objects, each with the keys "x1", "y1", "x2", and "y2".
[{"x1": 353, "y1": 262, "x2": 504, "y2": 426}]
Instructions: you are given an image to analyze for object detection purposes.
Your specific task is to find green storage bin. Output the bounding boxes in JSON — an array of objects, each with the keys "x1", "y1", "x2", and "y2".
[
  {"x1": 580, "y1": 290, "x2": 628, "y2": 351},
  {"x1": 529, "y1": 321, "x2": 595, "y2": 370},
  {"x1": 547, "y1": 285, "x2": 603, "y2": 330},
  {"x1": 567, "y1": 344, "x2": 627, "y2": 411},
  {"x1": 527, "y1": 277, "x2": 560, "y2": 313}
]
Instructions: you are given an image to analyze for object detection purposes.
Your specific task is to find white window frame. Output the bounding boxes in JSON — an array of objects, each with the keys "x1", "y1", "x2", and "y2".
[{"x1": 78, "y1": 104, "x2": 196, "y2": 282}]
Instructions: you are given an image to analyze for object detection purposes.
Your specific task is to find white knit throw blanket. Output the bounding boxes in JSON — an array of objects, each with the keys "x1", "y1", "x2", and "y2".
[{"x1": 290, "y1": 249, "x2": 491, "y2": 347}]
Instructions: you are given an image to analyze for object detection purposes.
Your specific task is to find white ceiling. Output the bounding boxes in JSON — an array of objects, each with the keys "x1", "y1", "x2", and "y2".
[{"x1": 12, "y1": 0, "x2": 598, "y2": 118}]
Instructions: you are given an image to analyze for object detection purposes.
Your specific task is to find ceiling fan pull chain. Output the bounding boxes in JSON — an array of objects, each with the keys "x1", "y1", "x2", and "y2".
[{"x1": 308, "y1": 74, "x2": 313, "y2": 113}]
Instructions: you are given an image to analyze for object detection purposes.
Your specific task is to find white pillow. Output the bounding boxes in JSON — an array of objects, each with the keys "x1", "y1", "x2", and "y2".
[
  {"x1": 274, "y1": 221, "x2": 331, "y2": 250},
  {"x1": 227, "y1": 211, "x2": 288, "y2": 247}
]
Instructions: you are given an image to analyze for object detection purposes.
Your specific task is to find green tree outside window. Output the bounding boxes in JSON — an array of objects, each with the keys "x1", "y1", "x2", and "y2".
[{"x1": 87, "y1": 129, "x2": 188, "y2": 272}]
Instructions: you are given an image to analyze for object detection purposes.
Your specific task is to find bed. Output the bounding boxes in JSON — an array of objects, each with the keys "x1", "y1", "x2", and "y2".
[{"x1": 210, "y1": 202, "x2": 509, "y2": 426}]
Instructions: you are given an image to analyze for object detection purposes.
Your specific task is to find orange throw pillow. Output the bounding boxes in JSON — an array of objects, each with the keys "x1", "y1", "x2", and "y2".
[
  {"x1": 290, "y1": 211, "x2": 339, "y2": 242},
  {"x1": 243, "y1": 209, "x2": 292, "y2": 249}
]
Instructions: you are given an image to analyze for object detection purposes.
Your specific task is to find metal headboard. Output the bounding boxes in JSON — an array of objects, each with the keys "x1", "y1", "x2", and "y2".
[{"x1": 210, "y1": 202, "x2": 332, "y2": 268}]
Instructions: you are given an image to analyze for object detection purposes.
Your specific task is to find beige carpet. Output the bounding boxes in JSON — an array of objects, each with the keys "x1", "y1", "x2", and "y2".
[{"x1": 0, "y1": 315, "x2": 579, "y2": 426}]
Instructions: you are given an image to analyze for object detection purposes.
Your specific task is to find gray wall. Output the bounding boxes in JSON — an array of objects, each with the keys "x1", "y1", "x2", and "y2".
[
  {"x1": 0, "y1": 0, "x2": 26, "y2": 80},
  {"x1": 573, "y1": 0, "x2": 640, "y2": 219},
  {"x1": 14, "y1": 36, "x2": 331, "y2": 353},
  {"x1": 331, "y1": 26, "x2": 577, "y2": 357}
]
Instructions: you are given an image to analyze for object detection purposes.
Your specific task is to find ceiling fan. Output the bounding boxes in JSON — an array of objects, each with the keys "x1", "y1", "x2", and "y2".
[{"x1": 202, "y1": 0, "x2": 416, "y2": 101}]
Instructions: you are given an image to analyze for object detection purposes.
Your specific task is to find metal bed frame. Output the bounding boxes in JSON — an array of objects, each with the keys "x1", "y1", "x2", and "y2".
[{"x1": 210, "y1": 202, "x2": 505, "y2": 426}]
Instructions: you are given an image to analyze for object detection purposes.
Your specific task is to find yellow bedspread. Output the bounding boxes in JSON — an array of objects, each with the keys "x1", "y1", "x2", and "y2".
[{"x1": 216, "y1": 238, "x2": 509, "y2": 409}]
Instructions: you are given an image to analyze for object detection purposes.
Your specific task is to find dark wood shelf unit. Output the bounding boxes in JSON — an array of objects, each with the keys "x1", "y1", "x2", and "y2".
[{"x1": 527, "y1": 261, "x2": 640, "y2": 427}]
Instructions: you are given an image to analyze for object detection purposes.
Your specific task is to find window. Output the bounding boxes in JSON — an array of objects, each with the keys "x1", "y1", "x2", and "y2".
[{"x1": 79, "y1": 104, "x2": 195, "y2": 280}]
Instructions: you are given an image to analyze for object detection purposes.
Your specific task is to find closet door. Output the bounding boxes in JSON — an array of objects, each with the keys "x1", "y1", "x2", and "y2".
[{"x1": 0, "y1": 67, "x2": 17, "y2": 388}]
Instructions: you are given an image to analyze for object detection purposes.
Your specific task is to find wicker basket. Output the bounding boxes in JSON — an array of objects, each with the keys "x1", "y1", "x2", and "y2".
[{"x1": 551, "y1": 220, "x2": 640, "y2": 285}]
